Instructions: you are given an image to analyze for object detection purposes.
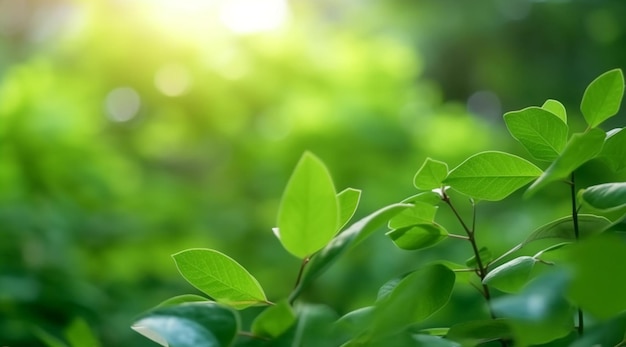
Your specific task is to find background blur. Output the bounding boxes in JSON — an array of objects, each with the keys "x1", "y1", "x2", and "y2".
[{"x1": 1, "y1": 0, "x2": 625, "y2": 345}]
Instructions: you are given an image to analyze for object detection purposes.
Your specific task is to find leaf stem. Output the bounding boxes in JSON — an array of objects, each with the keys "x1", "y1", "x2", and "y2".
[
  {"x1": 570, "y1": 172, "x2": 584, "y2": 335},
  {"x1": 448, "y1": 233, "x2": 470, "y2": 240},
  {"x1": 293, "y1": 256, "x2": 310, "y2": 290}
]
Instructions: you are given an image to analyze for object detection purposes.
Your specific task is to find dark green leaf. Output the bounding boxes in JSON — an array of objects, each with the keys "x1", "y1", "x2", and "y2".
[
  {"x1": 414, "y1": 158, "x2": 449, "y2": 190},
  {"x1": 33, "y1": 327, "x2": 69, "y2": 347},
  {"x1": 582, "y1": 182, "x2": 626, "y2": 210},
  {"x1": 251, "y1": 300, "x2": 295, "y2": 338},
  {"x1": 444, "y1": 151, "x2": 542, "y2": 201},
  {"x1": 132, "y1": 302, "x2": 239, "y2": 347},
  {"x1": 483, "y1": 256, "x2": 536, "y2": 293},
  {"x1": 504, "y1": 106, "x2": 568, "y2": 161},
  {"x1": 581, "y1": 68, "x2": 625, "y2": 128},
  {"x1": 291, "y1": 304, "x2": 339, "y2": 347},
  {"x1": 526, "y1": 128, "x2": 606, "y2": 196},
  {"x1": 446, "y1": 319, "x2": 512, "y2": 347},
  {"x1": 569, "y1": 312, "x2": 626, "y2": 347},
  {"x1": 277, "y1": 152, "x2": 339, "y2": 258},
  {"x1": 289, "y1": 203, "x2": 412, "y2": 302},
  {"x1": 465, "y1": 246, "x2": 492, "y2": 268},
  {"x1": 337, "y1": 188, "x2": 361, "y2": 231},
  {"x1": 599, "y1": 127, "x2": 626, "y2": 172},
  {"x1": 542, "y1": 99, "x2": 567, "y2": 123},
  {"x1": 172, "y1": 249, "x2": 267, "y2": 309},
  {"x1": 386, "y1": 223, "x2": 448, "y2": 250}
]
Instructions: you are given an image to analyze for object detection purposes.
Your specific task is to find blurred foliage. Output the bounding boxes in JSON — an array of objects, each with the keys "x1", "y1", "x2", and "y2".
[{"x1": 0, "y1": 0, "x2": 625, "y2": 345}]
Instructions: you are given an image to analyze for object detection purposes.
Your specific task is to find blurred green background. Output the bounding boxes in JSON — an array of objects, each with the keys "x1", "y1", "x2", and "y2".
[{"x1": 1, "y1": 0, "x2": 625, "y2": 345}]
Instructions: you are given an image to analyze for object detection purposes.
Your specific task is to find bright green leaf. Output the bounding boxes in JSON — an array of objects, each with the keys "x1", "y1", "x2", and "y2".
[
  {"x1": 386, "y1": 223, "x2": 448, "y2": 250},
  {"x1": 132, "y1": 302, "x2": 239, "y2": 347},
  {"x1": 277, "y1": 152, "x2": 339, "y2": 258},
  {"x1": 65, "y1": 318, "x2": 100, "y2": 347},
  {"x1": 504, "y1": 106, "x2": 568, "y2": 161},
  {"x1": 567, "y1": 235, "x2": 626, "y2": 319},
  {"x1": 414, "y1": 158, "x2": 449, "y2": 190},
  {"x1": 444, "y1": 151, "x2": 542, "y2": 201},
  {"x1": 155, "y1": 295, "x2": 211, "y2": 309},
  {"x1": 446, "y1": 319, "x2": 512, "y2": 346},
  {"x1": 401, "y1": 191, "x2": 442, "y2": 205},
  {"x1": 581, "y1": 68, "x2": 625, "y2": 128},
  {"x1": 483, "y1": 256, "x2": 536, "y2": 293},
  {"x1": 251, "y1": 300, "x2": 296, "y2": 338},
  {"x1": 289, "y1": 203, "x2": 411, "y2": 302},
  {"x1": 337, "y1": 188, "x2": 361, "y2": 231},
  {"x1": 599, "y1": 127, "x2": 626, "y2": 172},
  {"x1": 582, "y1": 182, "x2": 626, "y2": 210},
  {"x1": 526, "y1": 128, "x2": 605, "y2": 196},
  {"x1": 388, "y1": 202, "x2": 438, "y2": 229},
  {"x1": 465, "y1": 246, "x2": 492, "y2": 268},
  {"x1": 542, "y1": 99, "x2": 567, "y2": 123},
  {"x1": 172, "y1": 249, "x2": 267, "y2": 309},
  {"x1": 368, "y1": 264, "x2": 455, "y2": 337}
]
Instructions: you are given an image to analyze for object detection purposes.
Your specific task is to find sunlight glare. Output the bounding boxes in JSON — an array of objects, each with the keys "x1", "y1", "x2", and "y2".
[{"x1": 219, "y1": 0, "x2": 289, "y2": 34}]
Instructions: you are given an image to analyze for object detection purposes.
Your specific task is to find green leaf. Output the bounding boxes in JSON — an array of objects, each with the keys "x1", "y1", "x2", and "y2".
[
  {"x1": 401, "y1": 191, "x2": 442, "y2": 205},
  {"x1": 65, "y1": 318, "x2": 100, "y2": 347},
  {"x1": 465, "y1": 246, "x2": 492, "y2": 268},
  {"x1": 581, "y1": 68, "x2": 625, "y2": 128},
  {"x1": 567, "y1": 234, "x2": 626, "y2": 319},
  {"x1": 251, "y1": 300, "x2": 296, "y2": 338},
  {"x1": 388, "y1": 202, "x2": 438, "y2": 229},
  {"x1": 569, "y1": 312, "x2": 626, "y2": 347},
  {"x1": 368, "y1": 264, "x2": 455, "y2": 337},
  {"x1": 483, "y1": 256, "x2": 536, "y2": 293},
  {"x1": 155, "y1": 295, "x2": 211, "y2": 309},
  {"x1": 526, "y1": 128, "x2": 606, "y2": 196},
  {"x1": 503, "y1": 106, "x2": 568, "y2": 161},
  {"x1": 386, "y1": 223, "x2": 448, "y2": 250},
  {"x1": 599, "y1": 127, "x2": 626, "y2": 172},
  {"x1": 446, "y1": 319, "x2": 512, "y2": 346},
  {"x1": 289, "y1": 203, "x2": 411, "y2": 302},
  {"x1": 33, "y1": 327, "x2": 69, "y2": 347},
  {"x1": 172, "y1": 249, "x2": 267, "y2": 309},
  {"x1": 414, "y1": 158, "x2": 449, "y2": 190},
  {"x1": 277, "y1": 152, "x2": 339, "y2": 258},
  {"x1": 132, "y1": 302, "x2": 239, "y2": 347},
  {"x1": 542, "y1": 99, "x2": 567, "y2": 123},
  {"x1": 291, "y1": 304, "x2": 339, "y2": 347},
  {"x1": 491, "y1": 269, "x2": 574, "y2": 345},
  {"x1": 582, "y1": 182, "x2": 626, "y2": 210},
  {"x1": 337, "y1": 188, "x2": 361, "y2": 231},
  {"x1": 444, "y1": 151, "x2": 542, "y2": 201}
]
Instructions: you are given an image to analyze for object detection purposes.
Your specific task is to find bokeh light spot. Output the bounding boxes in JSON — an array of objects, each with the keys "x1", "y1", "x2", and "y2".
[
  {"x1": 154, "y1": 63, "x2": 192, "y2": 97},
  {"x1": 105, "y1": 87, "x2": 141, "y2": 122}
]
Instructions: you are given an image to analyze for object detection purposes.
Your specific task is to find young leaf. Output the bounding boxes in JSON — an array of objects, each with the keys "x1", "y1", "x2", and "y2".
[
  {"x1": 526, "y1": 128, "x2": 605, "y2": 196},
  {"x1": 599, "y1": 127, "x2": 626, "y2": 172},
  {"x1": 289, "y1": 203, "x2": 412, "y2": 302},
  {"x1": 337, "y1": 188, "x2": 361, "y2": 231},
  {"x1": 483, "y1": 256, "x2": 536, "y2": 293},
  {"x1": 541, "y1": 99, "x2": 567, "y2": 123},
  {"x1": 172, "y1": 249, "x2": 267, "y2": 309},
  {"x1": 386, "y1": 223, "x2": 448, "y2": 250},
  {"x1": 582, "y1": 182, "x2": 626, "y2": 210},
  {"x1": 414, "y1": 158, "x2": 449, "y2": 190},
  {"x1": 132, "y1": 302, "x2": 239, "y2": 347},
  {"x1": 368, "y1": 264, "x2": 455, "y2": 337},
  {"x1": 388, "y1": 201, "x2": 438, "y2": 229},
  {"x1": 503, "y1": 106, "x2": 568, "y2": 161},
  {"x1": 581, "y1": 68, "x2": 625, "y2": 128},
  {"x1": 251, "y1": 300, "x2": 296, "y2": 338},
  {"x1": 444, "y1": 151, "x2": 542, "y2": 201},
  {"x1": 277, "y1": 152, "x2": 339, "y2": 258}
]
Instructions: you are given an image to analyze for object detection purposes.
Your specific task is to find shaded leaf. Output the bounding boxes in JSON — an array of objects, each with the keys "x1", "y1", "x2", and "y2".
[
  {"x1": 444, "y1": 151, "x2": 542, "y2": 201},
  {"x1": 251, "y1": 300, "x2": 295, "y2": 338},
  {"x1": 414, "y1": 158, "x2": 449, "y2": 190},
  {"x1": 446, "y1": 319, "x2": 512, "y2": 347},
  {"x1": 172, "y1": 249, "x2": 267, "y2": 309},
  {"x1": 581, "y1": 68, "x2": 625, "y2": 128},
  {"x1": 465, "y1": 246, "x2": 492, "y2": 268},
  {"x1": 388, "y1": 202, "x2": 438, "y2": 229},
  {"x1": 526, "y1": 128, "x2": 605, "y2": 196},
  {"x1": 569, "y1": 312, "x2": 626, "y2": 347},
  {"x1": 289, "y1": 203, "x2": 412, "y2": 302},
  {"x1": 33, "y1": 327, "x2": 69, "y2": 347},
  {"x1": 582, "y1": 182, "x2": 626, "y2": 210},
  {"x1": 483, "y1": 256, "x2": 536, "y2": 293},
  {"x1": 337, "y1": 188, "x2": 361, "y2": 231},
  {"x1": 132, "y1": 302, "x2": 239, "y2": 347},
  {"x1": 504, "y1": 106, "x2": 568, "y2": 161},
  {"x1": 292, "y1": 304, "x2": 339, "y2": 347},
  {"x1": 542, "y1": 99, "x2": 567, "y2": 123},
  {"x1": 277, "y1": 152, "x2": 339, "y2": 258},
  {"x1": 600, "y1": 127, "x2": 626, "y2": 172},
  {"x1": 386, "y1": 223, "x2": 448, "y2": 250}
]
